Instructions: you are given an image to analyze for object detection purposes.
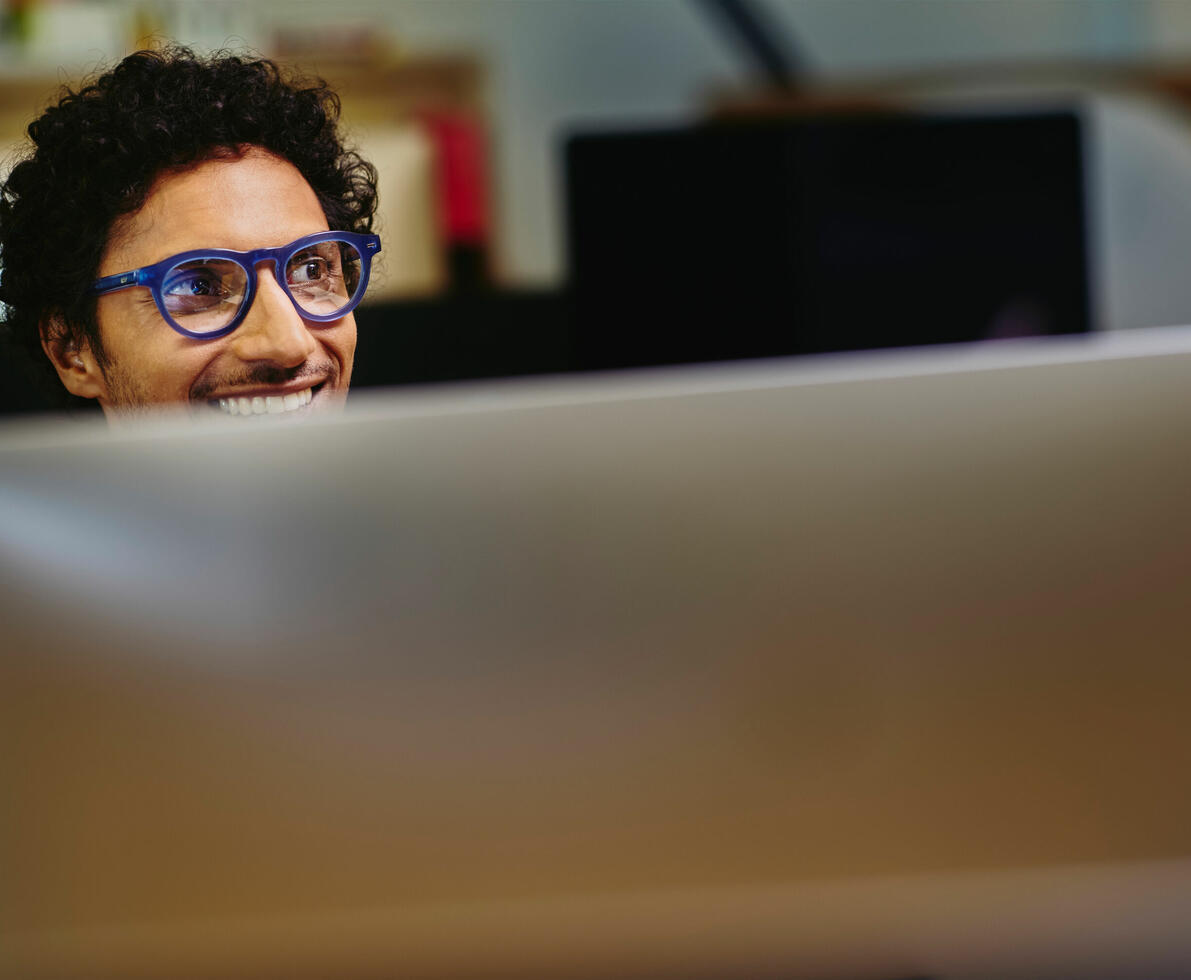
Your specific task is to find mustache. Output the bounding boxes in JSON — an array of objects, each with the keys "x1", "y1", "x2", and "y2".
[{"x1": 190, "y1": 362, "x2": 332, "y2": 401}]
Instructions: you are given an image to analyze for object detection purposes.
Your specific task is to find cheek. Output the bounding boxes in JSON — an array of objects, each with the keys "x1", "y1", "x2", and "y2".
[
  {"x1": 97, "y1": 293, "x2": 168, "y2": 362},
  {"x1": 110, "y1": 348, "x2": 215, "y2": 404},
  {"x1": 330, "y1": 319, "x2": 357, "y2": 384},
  {"x1": 100, "y1": 297, "x2": 223, "y2": 400},
  {"x1": 99, "y1": 289, "x2": 158, "y2": 328}
]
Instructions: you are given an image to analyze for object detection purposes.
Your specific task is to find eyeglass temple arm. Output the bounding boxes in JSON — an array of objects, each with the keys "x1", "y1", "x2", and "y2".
[{"x1": 91, "y1": 269, "x2": 149, "y2": 296}]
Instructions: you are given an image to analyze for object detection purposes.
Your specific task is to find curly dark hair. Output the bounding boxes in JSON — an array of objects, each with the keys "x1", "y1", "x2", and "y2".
[{"x1": 0, "y1": 45, "x2": 378, "y2": 404}]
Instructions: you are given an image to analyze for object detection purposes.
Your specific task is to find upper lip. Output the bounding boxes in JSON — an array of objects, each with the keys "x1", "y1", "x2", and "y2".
[{"x1": 200, "y1": 379, "x2": 324, "y2": 401}]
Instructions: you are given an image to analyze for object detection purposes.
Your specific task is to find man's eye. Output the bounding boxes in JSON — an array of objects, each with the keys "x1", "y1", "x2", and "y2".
[
  {"x1": 289, "y1": 256, "x2": 331, "y2": 285},
  {"x1": 165, "y1": 272, "x2": 226, "y2": 298},
  {"x1": 162, "y1": 267, "x2": 233, "y2": 315}
]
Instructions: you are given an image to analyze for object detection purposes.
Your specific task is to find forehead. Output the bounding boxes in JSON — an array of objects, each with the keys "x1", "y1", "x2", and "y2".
[{"x1": 101, "y1": 148, "x2": 330, "y2": 273}]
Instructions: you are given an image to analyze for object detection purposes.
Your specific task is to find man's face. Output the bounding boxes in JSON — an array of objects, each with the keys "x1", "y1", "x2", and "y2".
[{"x1": 68, "y1": 147, "x2": 356, "y2": 420}]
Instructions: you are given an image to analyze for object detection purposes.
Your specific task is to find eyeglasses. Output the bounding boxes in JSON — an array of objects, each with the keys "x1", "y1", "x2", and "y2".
[{"x1": 89, "y1": 231, "x2": 382, "y2": 340}]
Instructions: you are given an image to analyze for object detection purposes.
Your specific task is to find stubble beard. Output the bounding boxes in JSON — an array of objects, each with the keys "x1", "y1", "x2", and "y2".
[{"x1": 96, "y1": 357, "x2": 168, "y2": 420}]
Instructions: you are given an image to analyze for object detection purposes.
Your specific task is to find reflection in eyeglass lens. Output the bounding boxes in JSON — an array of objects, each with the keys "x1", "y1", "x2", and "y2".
[
  {"x1": 287, "y1": 241, "x2": 362, "y2": 316},
  {"x1": 162, "y1": 259, "x2": 247, "y2": 333}
]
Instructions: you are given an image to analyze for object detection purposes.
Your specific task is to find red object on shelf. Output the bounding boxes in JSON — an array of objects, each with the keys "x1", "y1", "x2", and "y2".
[{"x1": 419, "y1": 110, "x2": 489, "y2": 247}]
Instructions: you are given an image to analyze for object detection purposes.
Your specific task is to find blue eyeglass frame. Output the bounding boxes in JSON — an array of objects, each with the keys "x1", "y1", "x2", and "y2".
[{"x1": 89, "y1": 231, "x2": 382, "y2": 340}]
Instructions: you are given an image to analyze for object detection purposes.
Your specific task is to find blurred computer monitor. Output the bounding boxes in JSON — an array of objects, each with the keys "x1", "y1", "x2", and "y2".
[
  {"x1": 2, "y1": 328, "x2": 1190, "y2": 979},
  {"x1": 566, "y1": 110, "x2": 1090, "y2": 371}
]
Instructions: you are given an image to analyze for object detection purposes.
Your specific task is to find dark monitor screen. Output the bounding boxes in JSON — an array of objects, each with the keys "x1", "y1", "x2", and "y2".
[{"x1": 565, "y1": 110, "x2": 1090, "y2": 371}]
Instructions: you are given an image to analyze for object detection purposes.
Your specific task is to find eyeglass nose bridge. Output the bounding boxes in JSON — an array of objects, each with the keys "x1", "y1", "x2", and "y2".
[{"x1": 222, "y1": 250, "x2": 301, "y2": 335}]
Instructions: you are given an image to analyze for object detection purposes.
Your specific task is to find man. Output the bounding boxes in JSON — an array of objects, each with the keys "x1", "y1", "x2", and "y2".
[{"x1": 0, "y1": 45, "x2": 380, "y2": 420}]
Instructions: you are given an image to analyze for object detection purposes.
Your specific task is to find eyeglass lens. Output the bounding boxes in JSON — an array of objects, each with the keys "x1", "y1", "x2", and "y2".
[{"x1": 161, "y1": 239, "x2": 365, "y2": 334}]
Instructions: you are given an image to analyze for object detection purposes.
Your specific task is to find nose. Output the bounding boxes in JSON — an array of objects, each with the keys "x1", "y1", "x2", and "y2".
[{"x1": 228, "y1": 259, "x2": 318, "y2": 367}]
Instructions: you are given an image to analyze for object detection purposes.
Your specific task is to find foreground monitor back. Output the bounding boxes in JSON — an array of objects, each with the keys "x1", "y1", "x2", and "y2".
[
  {"x1": 566, "y1": 111, "x2": 1090, "y2": 370},
  {"x1": 2, "y1": 328, "x2": 1190, "y2": 980}
]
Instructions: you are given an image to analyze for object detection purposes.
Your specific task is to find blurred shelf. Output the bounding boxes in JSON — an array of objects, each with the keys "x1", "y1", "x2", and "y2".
[
  {"x1": 705, "y1": 55, "x2": 1191, "y2": 119},
  {"x1": 0, "y1": 52, "x2": 483, "y2": 140}
]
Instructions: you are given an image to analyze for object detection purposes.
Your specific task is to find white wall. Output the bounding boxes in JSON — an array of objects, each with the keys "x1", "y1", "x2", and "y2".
[
  {"x1": 1090, "y1": 94, "x2": 1191, "y2": 331},
  {"x1": 769, "y1": 0, "x2": 1155, "y2": 73}
]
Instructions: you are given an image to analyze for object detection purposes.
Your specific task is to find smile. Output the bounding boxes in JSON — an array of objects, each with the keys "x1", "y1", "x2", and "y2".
[{"x1": 213, "y1": 386, "x2": 315, "y2": 416}]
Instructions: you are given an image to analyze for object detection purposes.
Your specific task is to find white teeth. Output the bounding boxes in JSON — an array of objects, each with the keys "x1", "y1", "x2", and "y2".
[{"x1": 213, "y1": 387, "x2": 315, "y2": 417}]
